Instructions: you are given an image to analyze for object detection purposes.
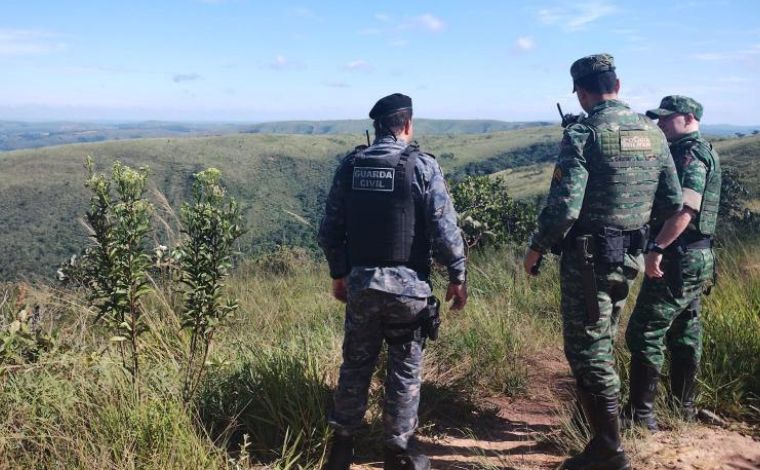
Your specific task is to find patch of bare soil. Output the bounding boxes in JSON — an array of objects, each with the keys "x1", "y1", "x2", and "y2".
[
  {"x1": 355, "y1": 350, "x2": 760, "y2": 469},
  {"x1": 631, "y1": 427, "x2": 760, "y2": 470}
]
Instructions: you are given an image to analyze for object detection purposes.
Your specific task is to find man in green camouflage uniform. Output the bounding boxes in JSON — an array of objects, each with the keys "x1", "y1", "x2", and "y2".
[
  {"x1": 624, "y1": 96, "x2": 720, "y2": 430},
  {"x1": 524, "y1": 54, "x2": 682, "y2": 470}
]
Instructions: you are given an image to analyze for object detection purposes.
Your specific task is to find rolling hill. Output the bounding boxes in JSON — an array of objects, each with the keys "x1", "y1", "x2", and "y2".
[{"x1": 0, "y1": 127, "x2": 560, "y2": 280}]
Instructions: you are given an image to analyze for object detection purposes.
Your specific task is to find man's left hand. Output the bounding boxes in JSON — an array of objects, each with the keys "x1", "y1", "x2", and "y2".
[{"x1": 645, "y1": 252, "x2": 664, "y2": 278}]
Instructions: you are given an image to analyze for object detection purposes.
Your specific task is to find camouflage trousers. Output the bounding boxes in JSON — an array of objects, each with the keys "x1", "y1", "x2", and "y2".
[
  {"x1": 626, "y1": 248, "x2": 714, "y2": 371},
  {"x1": 328, "y1": 287, "x2": 427, "y2": 449},
  {"x1": 560, "y1": 252, "x2": 641, "y2": 397}
]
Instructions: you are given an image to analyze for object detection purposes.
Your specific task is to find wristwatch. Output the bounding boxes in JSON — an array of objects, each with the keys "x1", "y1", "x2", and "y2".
[{"x1": 646, "y1": 240, "x2": 665, "y2": 254}]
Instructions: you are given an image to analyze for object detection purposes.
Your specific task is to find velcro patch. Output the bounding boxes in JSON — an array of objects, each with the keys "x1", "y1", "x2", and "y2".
[
  {"x1": 620, "y1": 135, "x2": 652, "y2": 151},
  {"x1": 352, "y1": 167, "x2": 395, "y2": 192}
]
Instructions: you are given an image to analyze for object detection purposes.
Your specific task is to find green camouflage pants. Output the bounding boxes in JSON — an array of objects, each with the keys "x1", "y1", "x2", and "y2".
[
  {"x1": 626, "y1": 248, "x2": 714, "y2": 370},
  {"x1": 560, "y1": 252, "x2": 641, "y2": 397}
]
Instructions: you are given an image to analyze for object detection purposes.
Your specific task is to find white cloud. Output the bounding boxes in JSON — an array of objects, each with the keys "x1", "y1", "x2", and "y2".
[
  {"x1": 0, "y1": 29, "x2": 66, "y2": 56},
  {"x1": 538, "y1": 1, "x2": 618, "y2": 32},
  {"x1": 345, "y1": 59, "x2": 372, "y2": 71},
  {"x1": 324, "y1": 81, "x2": 350, "y2": 88},
  {"x1": 374, "y1": 13, "x2": 390, "y2": 22},
  {"x1": 415, "y1": 13, "x2": 445, "y2": 32},
  {"x1": 291, "y1": 7, "x2": 316, "y2": 18},
  {"x1": 357, "y1": 28, "x2": 382, "y2": 36},
  {"x1": 172, "y1": 73, "x2": 202, "y2": 83},
  {"x1": 389, "y1": 39, "x2": 409, "y2": 48},
  {"x1": 515, "y1": 36, "x2": 536, "y2": 51},
  {"x1": 691, "y1": 44, "x2": 760, "y2": 62},
  {"x1": 268, "y1": 55, "x2": 305, "y2": 70}
]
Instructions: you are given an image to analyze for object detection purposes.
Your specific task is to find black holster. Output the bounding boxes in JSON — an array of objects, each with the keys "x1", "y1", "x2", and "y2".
[
  {"x1": 664, "y1": 244, "x2": 686, "y2": 298},
  {"x1": 384, "y1": 296, "x2": 440, "y2": 347},
  {"x1": 576, "y1": 235, "x2": 601, "y2": 324},
  {"x1": 421, "y1": 296, "x2": 441, "y2": 341}
]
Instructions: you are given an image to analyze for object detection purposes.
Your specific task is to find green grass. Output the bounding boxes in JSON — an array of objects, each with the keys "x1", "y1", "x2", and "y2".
[
  {"x1": 1, "y1": 244, "x2": 559, "y2": 469},
  {"x1": 2, "y1": 233, "x2": 759, "y2": 469}
]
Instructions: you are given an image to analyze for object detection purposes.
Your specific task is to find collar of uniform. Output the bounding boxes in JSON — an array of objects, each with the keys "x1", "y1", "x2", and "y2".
[
  {"x1": 671, "y1": 131, "x2": 701, "y2": 147},
  {"x1": 588, "y1": 99, "x2": 628, "y2": 117},
  {"x1": 372, "y1": 135, "x2": 409, "y2": 146}
]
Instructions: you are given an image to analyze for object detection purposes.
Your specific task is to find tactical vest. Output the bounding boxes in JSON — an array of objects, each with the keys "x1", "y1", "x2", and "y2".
[
  {"x1": 342, "y1": 144, "x2": 431, "y2": 274},
  {"x1": 674, "y1": 137, "x2": 721, "y2": 236},
  {"x1": 576, "y1": 112, "x2": 667, "y2": 232}
]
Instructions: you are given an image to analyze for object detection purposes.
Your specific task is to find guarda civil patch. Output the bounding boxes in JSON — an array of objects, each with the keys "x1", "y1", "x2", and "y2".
[{"x1": 352, "y1": 167, "x2": 395, "y2": 192}]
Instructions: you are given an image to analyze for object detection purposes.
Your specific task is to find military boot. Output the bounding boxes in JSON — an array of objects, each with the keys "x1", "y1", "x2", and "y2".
[
  {"x1": 562, "y1": 389, "x2": 631, "y2": 470},
  {"x1": 623, "y1": 357, "x2": 660, "y2": 431},
  {"x1": 670, "y1": 356, "x2": 698, "y2": 422},
  {"x1": 383, "y1": 444, "x2": 431, "y2": 470},
  {"x1": 323, "y1": 434, "x2": 354, "y2": 470}
]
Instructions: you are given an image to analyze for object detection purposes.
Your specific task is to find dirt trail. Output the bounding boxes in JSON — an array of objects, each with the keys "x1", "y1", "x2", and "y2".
[{"x1": 354, "y1": 351, "x2": 760, "y2": 469}]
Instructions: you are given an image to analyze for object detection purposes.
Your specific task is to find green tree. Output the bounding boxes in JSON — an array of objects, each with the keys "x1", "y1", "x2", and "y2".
[{"x1": 450, "y1": 175, "x2": 536, "y2": 249}]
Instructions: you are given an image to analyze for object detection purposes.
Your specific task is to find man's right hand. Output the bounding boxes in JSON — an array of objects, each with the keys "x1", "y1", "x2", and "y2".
[
  {"x1": 332, "y1": 278, "x2": 347, "y2": 303},
  {"x1": 445, "y1": 282, "x2": 468, "y2": 311}
]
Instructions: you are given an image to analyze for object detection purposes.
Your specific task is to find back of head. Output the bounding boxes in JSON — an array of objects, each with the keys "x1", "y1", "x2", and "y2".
[
  {"x1": 570, "y1": 53, "x2": 618, "y2": 95},
  {"x1": 369, "y1": 93, "x2": 413, "y2": 137}
]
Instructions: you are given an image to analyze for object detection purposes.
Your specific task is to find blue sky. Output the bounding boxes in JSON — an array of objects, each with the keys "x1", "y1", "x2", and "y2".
[{"x1": 1, "y1": 0, "x2": 759, "y2": 124}]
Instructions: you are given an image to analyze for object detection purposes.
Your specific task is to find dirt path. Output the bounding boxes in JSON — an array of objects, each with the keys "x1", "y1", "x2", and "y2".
[{"x1": 354, "y1": 350, "x2": 760, "y2": 469}]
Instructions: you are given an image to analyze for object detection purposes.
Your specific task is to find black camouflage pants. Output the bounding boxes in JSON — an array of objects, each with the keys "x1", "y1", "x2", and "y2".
[{"x1": 329, "y1": 287, "x2": 427, "y2": 449}]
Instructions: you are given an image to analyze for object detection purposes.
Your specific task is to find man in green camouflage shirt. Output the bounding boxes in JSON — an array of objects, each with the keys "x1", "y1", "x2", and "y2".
[
  {"x1": 624, "y1": 96, "x2": 721, "y2": 431},
  {"x1": 523, "y1": 54, "x2": 682, "y2": 470}
]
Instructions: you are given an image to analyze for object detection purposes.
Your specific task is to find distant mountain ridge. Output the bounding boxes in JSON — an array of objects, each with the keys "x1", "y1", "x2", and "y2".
[
  {"x1": 0, "y1": 119, "x2": 552, "y2": 152},
  {"x1": 241, "y1": 119, "x2": 553, "y2": 135}
]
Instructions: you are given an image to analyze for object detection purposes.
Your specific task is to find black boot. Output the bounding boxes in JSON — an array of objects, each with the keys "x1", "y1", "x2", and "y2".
[
  {"x1": 624, "y1": 358, "x2": 660, "y2": 431},
  {"x1": 383, "y1": 443, "x2": 431, "y2": 470},
  {"x1": 562, "y1": 389, "x2": 631, "y2": 470},
  {"x1": 670, "y1": 356, "x2": 698, "y2": 421},
  {"x1": 323, "y1": 434, "x2": 354, "y2": 470}
]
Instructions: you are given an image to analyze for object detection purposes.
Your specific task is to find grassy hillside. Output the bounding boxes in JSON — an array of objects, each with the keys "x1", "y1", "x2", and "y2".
[
  {"x1": 1, "y1": 240, "x2": 758, "y2": 469},
  {"x1": 500, "y1": 134, "x2": 760, "y2": 202},
  {"x1": 0, "y1": 128, "x2": 560, "y2": 280}
]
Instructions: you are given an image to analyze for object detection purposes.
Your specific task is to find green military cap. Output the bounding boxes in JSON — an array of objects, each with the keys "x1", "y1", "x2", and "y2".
[
  {"x1": 646, "y1": 95, "x2": 704, "y2": 121},
  {"x1": 570, "y1": 53, "x2": 616, "y2": 92}
]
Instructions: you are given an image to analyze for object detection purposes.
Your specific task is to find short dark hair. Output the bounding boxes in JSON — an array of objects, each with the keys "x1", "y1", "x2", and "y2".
[
  {"x1": 574, "y1": 70, "x2": 617, "y2": 94},
  {"x1": 373, "y1": 108, "x2": 413, "y2": 136}
]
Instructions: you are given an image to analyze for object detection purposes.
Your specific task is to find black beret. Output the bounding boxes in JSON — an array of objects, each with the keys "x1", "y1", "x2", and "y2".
[{"x1": 369, "y1": 93, "x2": 412, "y2": 120}]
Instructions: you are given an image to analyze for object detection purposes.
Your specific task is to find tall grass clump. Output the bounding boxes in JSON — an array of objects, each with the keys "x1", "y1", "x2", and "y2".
[{"x1": 699, "y1": 239, "x2": 760, "y2": 418}]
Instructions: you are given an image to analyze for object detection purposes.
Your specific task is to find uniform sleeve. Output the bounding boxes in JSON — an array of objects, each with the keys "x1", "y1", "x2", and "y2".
[
  {"x1": 423, "y1": 160, "x2": 467, "y2": 283},
  {"x1": 650, "y1": 139, "x2": 683, "y2": 223},
  {"x1": 317, "y1": 160, "x2": 349, "y2": 279},
  {"x1": 681, "y1": 148, "x2": 708, "y2": 212},
  {"x1": 529, "y1": 124, "x2": 591, "y2": 253}
]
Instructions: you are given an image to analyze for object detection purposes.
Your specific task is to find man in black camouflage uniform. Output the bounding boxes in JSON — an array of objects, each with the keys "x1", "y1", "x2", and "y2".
[{"x1": 318, "y1": 93, "x2": 467, "y2": 470}]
